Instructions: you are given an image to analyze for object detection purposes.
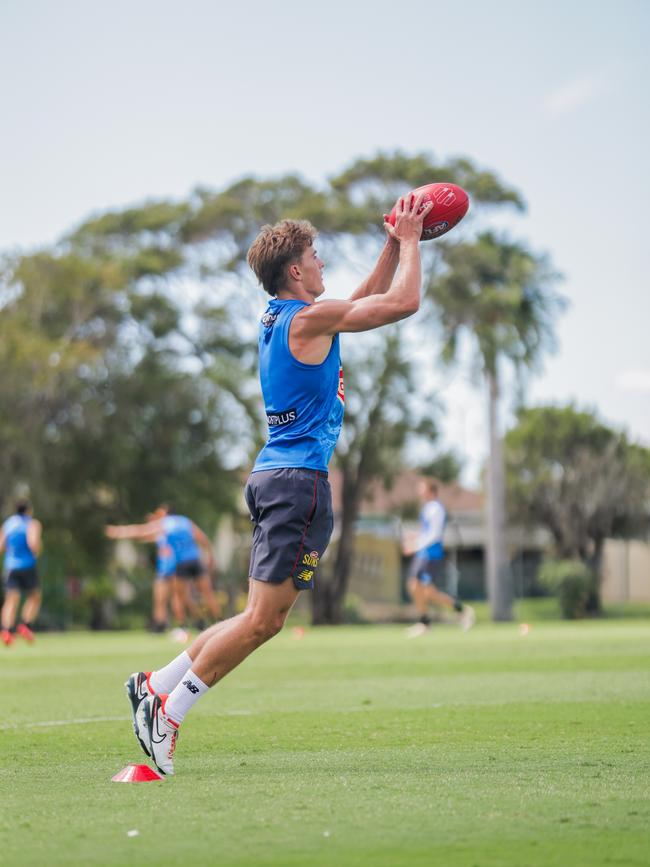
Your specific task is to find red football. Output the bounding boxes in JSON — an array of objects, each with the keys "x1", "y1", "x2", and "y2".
[{"x1": 388, "y1": 182, "x2": 469, "y2": 240}]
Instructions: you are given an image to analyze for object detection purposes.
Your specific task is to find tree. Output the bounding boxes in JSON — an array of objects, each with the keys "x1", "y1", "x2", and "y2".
[
  {"x1": 505, "y1": 405, "x2": 650, "y2": 611},
  {"x1": 426, "y1": 233, "x2": 565, "y2": 620},
  {"x1": 418, "y1": 450, "x2": 463, "y2": 484}
]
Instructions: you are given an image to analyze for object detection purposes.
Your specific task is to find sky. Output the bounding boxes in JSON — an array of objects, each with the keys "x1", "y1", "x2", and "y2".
[{"x1": 1, "y1": 0, "x2": 648, "y2": 484}]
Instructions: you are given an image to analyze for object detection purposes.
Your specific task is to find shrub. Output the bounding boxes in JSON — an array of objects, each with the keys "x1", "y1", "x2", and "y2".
[{"x1": 538, "y1": 559, "x2": 594, "y2": 619}]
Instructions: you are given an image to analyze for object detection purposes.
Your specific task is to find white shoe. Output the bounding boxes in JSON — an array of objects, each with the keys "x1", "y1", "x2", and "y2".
[
  {"x1": 406, "y1": 622, "x2": 430, "y2": 638},
  {"x1": 125, "y1": 671, "x2": 155, "y2": 757},
  {"x1": 140, "y1": 694, "x2": 180, "y2": 776},
  {"x1": 459, "y1": 605, "x2": 476, "y2": 631}
]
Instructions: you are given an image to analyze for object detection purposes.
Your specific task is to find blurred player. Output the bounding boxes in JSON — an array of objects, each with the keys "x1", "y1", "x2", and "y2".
[
  {"x1": 402, "y1": 479, "x2": 475, "y2": 636},
  {"x1": 125, "y1": 193, "x2": 434, "y2": 775},
  {"x1": 107, "y1": 505, "x2": 221, "y2": 629},
  {"x1": 1, "y1": 500, "x2": 43, "y2": 646}
]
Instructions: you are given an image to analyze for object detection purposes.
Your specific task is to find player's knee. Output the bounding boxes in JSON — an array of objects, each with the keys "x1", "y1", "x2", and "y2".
[{"x1": 247, "y1": 611, "x2": 285, "y2": 646}]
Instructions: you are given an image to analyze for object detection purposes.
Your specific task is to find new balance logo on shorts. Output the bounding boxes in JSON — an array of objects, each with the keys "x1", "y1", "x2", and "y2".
[{"x1": 182, "y1": 679, "x2": 200, "y2": 695}]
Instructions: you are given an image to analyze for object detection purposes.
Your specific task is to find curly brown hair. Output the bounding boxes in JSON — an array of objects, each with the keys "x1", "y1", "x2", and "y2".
[{"x1": 247, "y1": 219, "x2": 317, "y2": 296}]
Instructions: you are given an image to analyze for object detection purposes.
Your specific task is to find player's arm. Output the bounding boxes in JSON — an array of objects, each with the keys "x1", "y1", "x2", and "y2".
[
  {"x1": 294, "y1": 193, "x2": 432, "y2": 337},
  {"x1": 27, "y1": 520, "x2": 42, "y2": 556},
  {"x1": 0, "y1": 529, "x2": 5, "y2": 554},
  {"x1": 105, "y1": 520, "x2": 163, "y2": 542},
  {"x1": 347, "y1": 234, "x2": 400, "y2": 302},
  {"x1": 192, "y1": 524, "x2": 216, "y2": 571}
]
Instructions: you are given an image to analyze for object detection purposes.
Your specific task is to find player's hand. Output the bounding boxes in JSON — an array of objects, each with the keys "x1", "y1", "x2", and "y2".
[
  {"x1": 384, "y1": 192, "x2": 432, "y2": 244},
  {"x1": 382, "y1": 215, "x2": 400, "y2": 245}
]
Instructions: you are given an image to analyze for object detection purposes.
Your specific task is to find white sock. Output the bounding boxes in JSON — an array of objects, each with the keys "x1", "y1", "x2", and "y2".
[
  {"x1": 165, "y1": 669, "x2": 209, "y2": 724},
  {"x1": 150, "y1": 650, "x2": 192, "y2": 694}
]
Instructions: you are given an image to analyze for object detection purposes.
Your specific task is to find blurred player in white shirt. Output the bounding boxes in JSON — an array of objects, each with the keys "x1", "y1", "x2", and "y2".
[{"x1": 402, "y1": 479, "x2": 475, "y2": 636}]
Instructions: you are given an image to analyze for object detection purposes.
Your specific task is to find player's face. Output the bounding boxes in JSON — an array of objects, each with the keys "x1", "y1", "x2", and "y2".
[{"x1": 300, "y1": 246, "x2": 325, "y2": 298}]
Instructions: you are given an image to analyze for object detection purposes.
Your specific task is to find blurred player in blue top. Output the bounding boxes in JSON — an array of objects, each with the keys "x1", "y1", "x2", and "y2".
[
  {"x1": 402, "y1": 479, "x2": 475, "y2": 636},
  {"x1": 125, "y1": 193, "x2": 434, "y2": 775},
  {"x1": 1, "y1": 500, "x2": 43, "y2": 646},
  {"x1": 107, "y1": 505, "x2": 220, "y2": 631}
]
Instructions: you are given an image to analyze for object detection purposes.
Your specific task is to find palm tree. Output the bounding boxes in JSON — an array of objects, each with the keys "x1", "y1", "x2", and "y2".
[{"x1": 426, "y1": 231, "x2": 564, "y2": 620}]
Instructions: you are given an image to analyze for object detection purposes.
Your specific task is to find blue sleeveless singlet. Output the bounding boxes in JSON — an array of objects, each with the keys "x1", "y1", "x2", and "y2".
[
  {"x1": 2, "y1": 515, "x2": 37, "y2": 571},
  {"x1": 252, "y1": 298, "x2": 345, "y2": 473},
  {"x1": 161, "y1": 515, "x2": 200, "y2": 565}
]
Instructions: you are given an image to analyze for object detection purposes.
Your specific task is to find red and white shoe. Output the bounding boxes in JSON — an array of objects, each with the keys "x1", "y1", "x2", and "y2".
[
  {"x1": 1, "y1": 629, "x2": 14, "y2": 647},
  {"x1": 140, "y1": 694, "x2": 179, "y2": 776},
  {"x1": 125, "y1": 671, "x2": 155, "y2": 757},
  {"x1": 16, "y1": 623, "x2": 34, "y2": 643}
]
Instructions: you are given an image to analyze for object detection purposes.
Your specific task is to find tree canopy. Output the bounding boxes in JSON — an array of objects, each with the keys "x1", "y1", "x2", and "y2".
[{"x1": 505, "y1": 405, "x2": 650, "y2": 602}]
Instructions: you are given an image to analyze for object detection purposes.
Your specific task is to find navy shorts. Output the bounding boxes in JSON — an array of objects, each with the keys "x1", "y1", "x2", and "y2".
[
  {"x1": 245, "y1": 468, "x2": 334, "y2": 591},
  {"x1": 4, "y1": 566, "x2": 39, "y2": 592},
  {"x1": 175, "y1": 559, "x2": 203, "y2": 580},
  {"x1": 411, "y1": 556, "x2": 445, "y2": 587}
]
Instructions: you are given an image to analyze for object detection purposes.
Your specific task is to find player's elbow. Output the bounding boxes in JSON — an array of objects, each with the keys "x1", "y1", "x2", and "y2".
[{"x1": 399, "y1": 295, "x2": 420, "y2": 317}]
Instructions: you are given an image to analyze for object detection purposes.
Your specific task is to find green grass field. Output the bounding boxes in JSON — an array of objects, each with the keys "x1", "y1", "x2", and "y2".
[{"x1": 2, "y1": 621, "x2": 649, "y2": 867}]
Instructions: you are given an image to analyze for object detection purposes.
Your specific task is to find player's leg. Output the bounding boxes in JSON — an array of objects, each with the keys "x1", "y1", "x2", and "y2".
[
  {"x1": 408, "y1": 575, "x2": 430, "y2": 617},
  {"x1": 190, "y1": 576, "x2": 298, "y2": 685},
  {"x1": 139, "y1": 578, "x2": 299, "y2": 774},
  {"x1": 1, "y1": 586, "x2": 21, "y2": 645},
  {"x1": 424, "y1": 583, "x2": 457, "y2": 609},
  {"x1": 425, "y1": 562, "x2": 475, "y2": 631},
  {"x1": 139, "y1": 469, "x2": 332, "y2": 774},
  {"x1": 170, "y1": 575, "x2": 195, "y2": 629},
  {"x1": 127, "y1": 605, "x2": 271, "y2": 764},
  {"x1": 406, "y1": 559, "x2": 432, "y2": 636},
  {"x1": 195, "y1": 572, "x2": 221, "y2": 621},
  {"x1": 17, "y1": 588, "x2": 41, "y2": 641},
  {"x1": 152, "y1": 576, "x2": 170, "y2": 632}
]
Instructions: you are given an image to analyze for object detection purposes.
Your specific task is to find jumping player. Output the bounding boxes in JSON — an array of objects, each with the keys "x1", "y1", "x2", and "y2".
[
  {"x1": 1, "y1": 500, "x2": 43, "y2": 646},
  {"x1": 106, "y1": 506, "x2": 220, "y2": 628},
  {"x1": 127, "y1": 192, "x2": 434, "y2": 775},
  {"x1": 402, "y1": 478, "x2": 475, "y2": 636}
]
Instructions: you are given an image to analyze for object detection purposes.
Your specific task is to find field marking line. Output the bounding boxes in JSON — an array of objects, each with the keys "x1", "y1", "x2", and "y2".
[
  {"x1": 0, "y1": 715, "x2": 129, "y2": 730},
  {"x1": 0, "y1": 710, "x2": 253, "y2": 731}
]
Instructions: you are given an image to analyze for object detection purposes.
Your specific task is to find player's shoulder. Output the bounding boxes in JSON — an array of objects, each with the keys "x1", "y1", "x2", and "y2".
[
  {"x1": 423, "y1": 499, "x2": 445, "y2": 516},
  {"x1": 292, "y1": 299, "x2": 350, "y2": 337}
]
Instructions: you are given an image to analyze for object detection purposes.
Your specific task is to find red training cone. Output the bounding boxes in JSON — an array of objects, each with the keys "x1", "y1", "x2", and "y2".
[{"x1": 112, "y1": 763, "x2": 164, "y2": 783}]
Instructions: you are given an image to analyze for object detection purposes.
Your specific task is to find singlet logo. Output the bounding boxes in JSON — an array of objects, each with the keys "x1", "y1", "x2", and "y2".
[
  {"x1": 267, "y1": 408, "x2": 298, "y2": 427},
  {"x1": 337, "y1": 366, "x2": 345, "y2": 404},
  {"x1": 261, "y1": 312, "x2": 278, "y2": 328}
]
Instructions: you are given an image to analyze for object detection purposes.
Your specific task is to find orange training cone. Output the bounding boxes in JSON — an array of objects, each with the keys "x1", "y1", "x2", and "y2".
[{"x1": 112, "y1": 763, "x2": 164, "y2": 783}]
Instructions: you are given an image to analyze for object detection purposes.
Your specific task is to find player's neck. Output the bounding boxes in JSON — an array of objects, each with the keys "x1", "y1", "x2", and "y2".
[{"x1": 276, "y1": 285, "x2": 317, "y2": 304}]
